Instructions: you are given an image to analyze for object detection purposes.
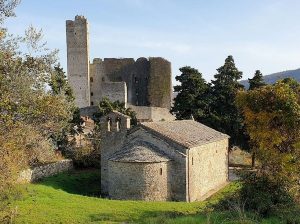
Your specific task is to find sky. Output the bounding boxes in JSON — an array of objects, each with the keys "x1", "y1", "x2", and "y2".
[{"x1": 4, "y1": 0, "x2": 300, "y2": 83}]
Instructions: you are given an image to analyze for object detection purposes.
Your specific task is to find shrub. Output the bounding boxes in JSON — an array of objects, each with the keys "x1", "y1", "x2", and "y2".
[{"x1": 240, "y1": 172, "x2": 293, "y2": 217}]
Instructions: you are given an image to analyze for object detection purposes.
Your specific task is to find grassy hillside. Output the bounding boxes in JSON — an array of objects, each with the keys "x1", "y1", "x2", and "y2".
[{"x1": 13, "y1": 170, "x2": 283, "y2": 223}]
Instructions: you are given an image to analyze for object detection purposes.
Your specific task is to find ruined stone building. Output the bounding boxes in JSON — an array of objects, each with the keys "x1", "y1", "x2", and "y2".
[
  {"x1": 66, "y1": 16, "x2": 172, "y2": 115},
  {"x1": 100, "y1": 111, "x2": 229, "y2": 202}
]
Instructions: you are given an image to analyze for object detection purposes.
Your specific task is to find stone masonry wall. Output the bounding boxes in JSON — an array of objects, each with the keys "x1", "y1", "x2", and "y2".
[
  {"x1": 148, "y1": 57, "x2": 172, "y2": 109},
  {"x1": 128, "y1": 105, "x2": 175, "y2": 122},
  {"x1": 126, "y1": 128, "x2": 187, "y2": 201},
  {"x1": 66, "y1": 16, "x2": 90, "y2": 108},
  {"x1": 101, "y1": 82, "x2": 127, "y2": 106},
  {"x1": 17, "y1": 159, "x2": 73, "y2": 183},
  {"x1": 100, "y1": 112, "x2": 131, "y2": 195},
  {"x1": 108, "y1": 161, "x2": 171, "y2": 201},
  {"x1": 188, "y1": 139, "x2": 229, "y2": 202},
  {"x1": 90, "y1": 58, "x2": 104, "y2": 106}
]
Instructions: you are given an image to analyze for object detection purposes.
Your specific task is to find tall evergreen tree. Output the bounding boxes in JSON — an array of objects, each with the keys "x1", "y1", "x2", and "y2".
[
  {"x1": 171, "y1": 66, "x2": 211, "y2": 123},
  {"x1": 248, "y1": 70, "x2": 266, "y2": 90},
  {"x1": 210, "y1": 55, "x2": 246, "y2": 147},
  {"x1": 49, "y1": 65, "x2": 74, "y2": 102}
]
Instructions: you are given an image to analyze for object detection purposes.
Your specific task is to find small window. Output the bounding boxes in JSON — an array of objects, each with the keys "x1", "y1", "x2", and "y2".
[
  {"x1": 160, "y1": 168, "x2": 162, "y2": 175},
  {"x1": 91, "y1": 101, "x2": 94, "y2": 106},
  {"x1": 90, "y1": 77, "x2": 93, "y2": 82},
  {"x1": 102, "y1": 77, "x2": 105, "y2": 82},
  {"x1": 192, "y1": 157, "x2": 194, "y2": 165},
  {"x1": 134, "y1": 77, "x2": 138, "y2": 83},
  {"x1": 91, "y1": 92, "x2": 94, "y2": 96}
]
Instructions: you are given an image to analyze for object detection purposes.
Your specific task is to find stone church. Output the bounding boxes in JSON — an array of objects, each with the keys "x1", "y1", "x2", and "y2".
[
  {"x1": 66, "y1": 15, "x2": 230, "y2": 202},
  {"x1": 100, "y1": 111, "x2": 229, "y2": 202}
]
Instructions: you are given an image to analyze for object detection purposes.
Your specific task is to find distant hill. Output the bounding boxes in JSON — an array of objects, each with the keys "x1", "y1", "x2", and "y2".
[{"x1": 240, "y1": 68, "x2": 300, "y2": 89}]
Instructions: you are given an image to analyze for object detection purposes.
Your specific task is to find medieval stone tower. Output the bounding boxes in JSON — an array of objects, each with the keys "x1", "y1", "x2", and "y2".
[
  {"x1": 66, "y1": 16, "x2": 172, "y2": 110},
  {"x1": 66, "y1": 16, "x2": 90, "y2": 108}
]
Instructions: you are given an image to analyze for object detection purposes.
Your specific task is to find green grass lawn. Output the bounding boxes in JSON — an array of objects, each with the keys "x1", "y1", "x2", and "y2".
[{"x1": 13, "y1": 169, "x2": 282, "y2": 224}]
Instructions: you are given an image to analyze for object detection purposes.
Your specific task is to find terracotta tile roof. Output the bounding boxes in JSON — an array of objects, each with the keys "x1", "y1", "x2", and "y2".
[
  {"x1": 141, "y1": 120, "x2": 229, "y2": 148},
  {"x1": 108, "y1": 141, "x2": 171, "y2": 163}
]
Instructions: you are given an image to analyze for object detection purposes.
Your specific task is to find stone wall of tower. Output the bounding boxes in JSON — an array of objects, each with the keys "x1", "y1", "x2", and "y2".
[
  {"x1": 148, "y1": 57, "x2": 172, "y2": 109},
  {"x1": 90, "y1": 58, "x2": 105, "y2": 106},
  {"x1": 66, "y1": 16, "x2": 90, "y2": 108}
]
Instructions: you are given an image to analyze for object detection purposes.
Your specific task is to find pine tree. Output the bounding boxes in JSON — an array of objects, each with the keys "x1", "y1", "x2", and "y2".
[
  {"x1": 49, "y1": 65, "x2": 74, "y2": 102},
  {"x1": 248, "y1": 70, "x2": 266, "y2": 90},
  {"x1": 171, "y1": 66, "x2": 211, "y2": 123},
  {"x1": 210, "y1": 55, "x2": 246, "y2": 147}
]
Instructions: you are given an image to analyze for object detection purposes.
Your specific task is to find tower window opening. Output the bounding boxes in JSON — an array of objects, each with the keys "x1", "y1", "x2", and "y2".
[
  {"x1": 91, "y1": 101, "x2": 94, "y2": 106},
  {"x1": 102, "y1": 77, "x2": 105, "y2": 82},
  {"x1": 192, "y1": 157, "x2": 194, "y2": 165},
  {"x1": 91, "y1": 92, "x2": 93, "y2": 96},
  {"x1": 90, "y1": 77, "x2": 93, "y2": 82},
  {"x1": 160, "y1": 168, "x2": 163, "y2": 175},
  {"x1": 134, "y1": 77, "x2": 138, "y2": 83}
]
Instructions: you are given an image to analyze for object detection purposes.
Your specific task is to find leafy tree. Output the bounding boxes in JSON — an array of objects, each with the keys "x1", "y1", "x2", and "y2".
[
  {"x1": 171, "y1": 66, "x2": 211, "y2": 123},
  {"x1": 210, "y1": 55, "x2": 246, "y2": 147},
  {"x1": 0, "y1": 1, "x2": 74, "y2": 221},
  {"x1": 247, "y1": 70, "x2": 266, "y2": 166},
  {"x1": 236, "y1": 80, "x2": 300, "y2": 201},
  {"x1": 248, "y1": 70, "x2": 266, "y2": 90}
]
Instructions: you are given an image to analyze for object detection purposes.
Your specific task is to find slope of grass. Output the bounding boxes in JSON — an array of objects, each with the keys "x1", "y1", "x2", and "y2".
[{"x1": 13, "y1": 169, "x2": 282, "y2": 223}]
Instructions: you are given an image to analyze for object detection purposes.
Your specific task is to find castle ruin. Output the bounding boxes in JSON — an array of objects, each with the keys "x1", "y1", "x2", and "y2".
[{"x1": 66, "y1": 16, "x2": 172, "y2": 110}]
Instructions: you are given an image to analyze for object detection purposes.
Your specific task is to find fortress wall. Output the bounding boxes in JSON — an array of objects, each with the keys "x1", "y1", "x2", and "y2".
[
  {"x1": 90, "y1": 58, "x2": 105, "y2": 106},
  {"x1": 128, "y1": 105, "x2": 175, "y2": 122},
  {"x1": 103, "y1": 58, "x2": 135, "y2": 80},
  {"x1": 131, "y1": 58, "x2": 151, "y2": 106},
  {"x1": 101, "y1": 82, "x2": 127, "y2": 106},
  {"x1": 148, "y1": 57, "x2": 172, "y2": 109}
]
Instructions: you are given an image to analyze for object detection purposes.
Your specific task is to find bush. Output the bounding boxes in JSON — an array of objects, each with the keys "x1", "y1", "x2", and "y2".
[
  {"x1": 240, "y1": 172, "x2": 293, "y2": 216},
  {"x1": 63, "y1": 144, "x2": 101, "y2": 168}
]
